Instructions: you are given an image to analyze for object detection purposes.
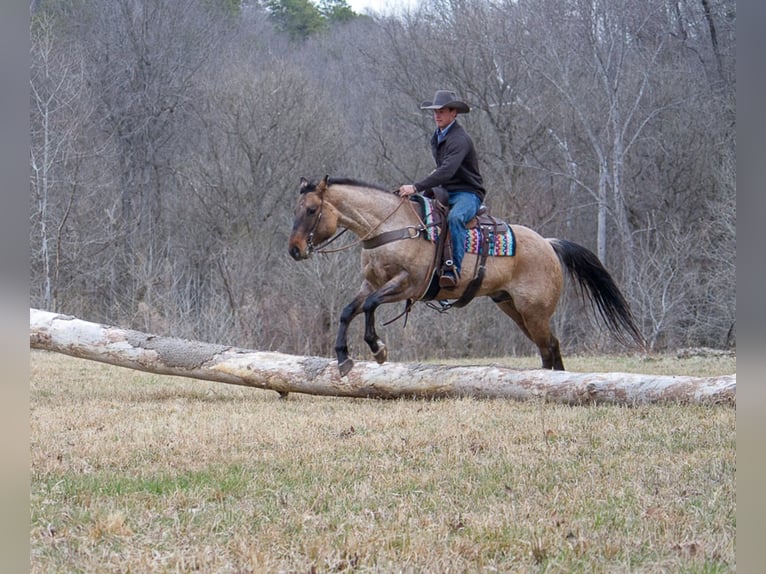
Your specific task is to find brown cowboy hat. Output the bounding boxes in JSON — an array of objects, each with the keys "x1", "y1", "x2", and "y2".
[{"x1": 420, "y1": 90, "x2": 470, "y2": 114}]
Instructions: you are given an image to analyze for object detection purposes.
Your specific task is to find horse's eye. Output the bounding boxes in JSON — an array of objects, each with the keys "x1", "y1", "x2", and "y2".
[{"x1": 306, "y1": 207, "x2": 317, "y2": 216}]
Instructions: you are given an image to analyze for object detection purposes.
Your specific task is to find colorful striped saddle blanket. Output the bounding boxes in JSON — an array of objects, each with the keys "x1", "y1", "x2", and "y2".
[{"x1": 416, "y1": 196, "x2": 516, "y2": 257}]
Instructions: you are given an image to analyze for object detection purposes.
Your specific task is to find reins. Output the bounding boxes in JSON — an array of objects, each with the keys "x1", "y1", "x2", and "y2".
[{"x1": 309, "y1": 228, "x2": 350, "y2": 253}]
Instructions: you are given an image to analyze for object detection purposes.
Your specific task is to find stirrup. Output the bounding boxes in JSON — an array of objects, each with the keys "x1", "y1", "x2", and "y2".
[
  {"x1": 439, "y1": 273, "x2": 458, "y2": 289},
  {"x1": 439, "y1": 267, "x2": 459, "y2": 289}
]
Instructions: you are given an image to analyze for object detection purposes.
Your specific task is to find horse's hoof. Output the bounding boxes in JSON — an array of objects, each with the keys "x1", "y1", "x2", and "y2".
[
  {"x1": 373, "y1": 341, "x2": 388, "y2": 364},
  {"x1": 338, "y1": 359, "x2": 354, "y2": 377}
]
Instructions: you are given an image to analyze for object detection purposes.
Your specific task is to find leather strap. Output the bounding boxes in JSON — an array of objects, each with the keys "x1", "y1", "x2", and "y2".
[
  {"x1": 451, "y1": 218, "x2": 495, "y2": 308},
  {"x1": 362, "y1": 226, "x2": 424, "y2": 250}
]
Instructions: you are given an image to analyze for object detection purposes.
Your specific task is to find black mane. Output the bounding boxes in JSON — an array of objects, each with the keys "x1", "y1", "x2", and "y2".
[
  {"x1": 299, "y1": 176, "x2": 393, "y2": 195},
  {"x1": 328, "y1": 176, "x2": 391, "y2": 192}
]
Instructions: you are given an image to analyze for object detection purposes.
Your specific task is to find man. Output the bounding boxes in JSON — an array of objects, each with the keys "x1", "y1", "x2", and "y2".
[{"x1": 399, "y1": 90, "x2": 486, "y2": 288}]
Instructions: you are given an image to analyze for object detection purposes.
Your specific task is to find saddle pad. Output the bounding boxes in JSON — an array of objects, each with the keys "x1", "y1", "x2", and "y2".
[{"x1": 421, "y1": 197, "x2": 516, "y2": 257}]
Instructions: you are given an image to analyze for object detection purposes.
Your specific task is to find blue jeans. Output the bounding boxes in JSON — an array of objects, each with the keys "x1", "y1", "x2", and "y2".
[{"x1": 447, "y1": 191, "x2": 481, "y2": 275}]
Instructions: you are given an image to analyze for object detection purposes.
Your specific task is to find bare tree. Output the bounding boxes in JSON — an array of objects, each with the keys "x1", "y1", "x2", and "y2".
[
  {"x1": 30, "y1": 13, "x2": 108, "y2": 313},
  {"x1": 177, "y1": 41, "x2": 350, "y2": 348},
  {"x1": 30, "y1": 14, "x2": 76, "y2": 311},
  {"x1": 520, "y1": 0, "x2": 684, "y2": 278},
  {"x1": 64, "y1": 0, "x2": 227, "y2": 328}
]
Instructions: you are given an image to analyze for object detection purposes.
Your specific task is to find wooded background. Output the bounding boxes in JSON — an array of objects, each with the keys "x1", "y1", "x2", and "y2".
[{"x1": 29, "y1": 0, "x2": 735, "y2": 362}]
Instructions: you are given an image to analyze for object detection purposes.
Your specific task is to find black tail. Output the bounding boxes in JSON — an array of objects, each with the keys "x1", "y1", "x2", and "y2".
[{"x1": 550, "y1": 238, "x2": 645, "y2": 350}]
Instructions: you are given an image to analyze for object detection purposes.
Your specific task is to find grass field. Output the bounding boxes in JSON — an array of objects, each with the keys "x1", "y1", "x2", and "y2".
[{"x1": 30, "y1": 350, "x2": 736, "y2": 573}]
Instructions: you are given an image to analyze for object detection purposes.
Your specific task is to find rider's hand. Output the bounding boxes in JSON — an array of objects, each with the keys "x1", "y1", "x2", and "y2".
[{"x1": 399, "y1": 184, "x2": 417, "y2": 197}]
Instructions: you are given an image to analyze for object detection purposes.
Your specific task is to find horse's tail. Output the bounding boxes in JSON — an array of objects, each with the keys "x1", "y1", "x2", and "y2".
[{"x1": 549, "y1": 238, "x2": 646, "y2": 350}]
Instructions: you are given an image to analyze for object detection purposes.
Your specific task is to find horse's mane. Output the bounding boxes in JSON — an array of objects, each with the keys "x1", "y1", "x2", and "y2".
[
  {"x1": 329, "y1": 176, "x2": 392, "y2": 193},
  {"x1": 300, "y1": 176, "x2": 394, "y2": 195}
]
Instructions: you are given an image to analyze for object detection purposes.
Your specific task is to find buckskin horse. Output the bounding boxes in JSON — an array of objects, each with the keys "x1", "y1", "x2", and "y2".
[{"x1": 288, "y1": 176, "x2": 644, "y2": 376}]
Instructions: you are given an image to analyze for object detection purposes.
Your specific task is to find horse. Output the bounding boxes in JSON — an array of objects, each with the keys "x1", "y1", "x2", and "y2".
[{"x1": 288, "y1": 176, "x2": 644, "y2": 376}]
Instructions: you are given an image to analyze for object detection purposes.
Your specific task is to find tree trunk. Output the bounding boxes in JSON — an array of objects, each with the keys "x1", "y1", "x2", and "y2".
[{"x1": 29, "y1": 309, "x2": 735, "y2": 405}]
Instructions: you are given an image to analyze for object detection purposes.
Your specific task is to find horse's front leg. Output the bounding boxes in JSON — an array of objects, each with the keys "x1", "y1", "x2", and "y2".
[
  {"x1": 335, "y1": 288, "x2": 370, "y2": 377},
  {"x1": 362, "y1": 271, "x2": 411, "y2": 366},
  {"x1": 363, "y1": 301, "x2": 388, "y2": 365}
]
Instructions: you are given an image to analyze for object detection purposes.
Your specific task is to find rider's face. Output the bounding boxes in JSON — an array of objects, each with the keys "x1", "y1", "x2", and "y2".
[{"x1": 433, "y1": 107, "x2": 458, "y2": 130}]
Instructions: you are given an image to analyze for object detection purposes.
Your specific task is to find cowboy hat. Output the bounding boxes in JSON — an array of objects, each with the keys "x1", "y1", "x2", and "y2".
[{"x1": 420, "y1": 90, "x2": 470, "y2": 113}]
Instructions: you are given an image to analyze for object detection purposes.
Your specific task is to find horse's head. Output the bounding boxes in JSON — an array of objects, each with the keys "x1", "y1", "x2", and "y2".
[{"x1": 288, "y1": 175, "x2": 339, "y2": 260}]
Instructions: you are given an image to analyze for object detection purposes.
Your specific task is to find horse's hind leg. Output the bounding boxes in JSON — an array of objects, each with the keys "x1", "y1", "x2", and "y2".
[
  {"x1": 492, "y1": 294, "x2": 565, "y2": 370},
  {"x1": 541, "y1": 333, "x2": 564, "y2": 370}
]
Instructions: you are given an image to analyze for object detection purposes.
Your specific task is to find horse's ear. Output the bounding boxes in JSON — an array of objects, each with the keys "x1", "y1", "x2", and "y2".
[
  {"x1": 299, "y1": 177, "x2": 309, "y2": 190},
  {"x1": 317, "y1": 175, "x2": 329, "y2": 192},
  {"x1": 323, "y1": 174, "x2": 329, "y2": 184}
]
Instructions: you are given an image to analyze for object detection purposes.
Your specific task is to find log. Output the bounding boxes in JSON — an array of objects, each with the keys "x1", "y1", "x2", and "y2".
[{"x1": 29, "y1": 309, "x2": 735, "y2": 405}]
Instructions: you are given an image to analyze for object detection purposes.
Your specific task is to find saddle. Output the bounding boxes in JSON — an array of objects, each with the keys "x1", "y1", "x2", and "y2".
[{"x1": 413, "y1": 188, "x2": 507, "y2": 307}]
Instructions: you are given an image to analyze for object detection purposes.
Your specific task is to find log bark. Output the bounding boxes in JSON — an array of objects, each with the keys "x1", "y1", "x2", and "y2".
[{"x1": 29, "y1": 309, "x2": 735, "y2": 405}]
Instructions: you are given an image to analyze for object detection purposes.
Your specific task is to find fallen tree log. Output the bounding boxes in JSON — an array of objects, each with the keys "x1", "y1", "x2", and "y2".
[{"x1": 29, "y1": 309, "x2": 735, "y2": 405}]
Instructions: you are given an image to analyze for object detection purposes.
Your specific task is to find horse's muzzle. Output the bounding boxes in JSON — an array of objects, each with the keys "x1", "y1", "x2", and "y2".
[{"x1": 289, "y1": 244, "x2": 308, "y2": 261}]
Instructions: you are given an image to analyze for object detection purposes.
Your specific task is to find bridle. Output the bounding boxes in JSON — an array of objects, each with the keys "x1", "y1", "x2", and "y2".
[
  {"x1": 304, "y1": 194, "x2": 328, "y2": 253},
  {"x1": 304, "y1": 192, "x2": 355, "y2": 254}
]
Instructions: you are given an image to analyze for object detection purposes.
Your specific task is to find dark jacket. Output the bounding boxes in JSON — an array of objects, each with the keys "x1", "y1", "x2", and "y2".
[{"x1": 413, "y1": 121, "x2": 486, "y2": 202}]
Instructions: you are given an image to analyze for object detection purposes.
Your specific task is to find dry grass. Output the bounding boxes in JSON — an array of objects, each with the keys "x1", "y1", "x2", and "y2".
[{"x1": 30, "y1": 350, "x2": 735, "y2": 573}]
